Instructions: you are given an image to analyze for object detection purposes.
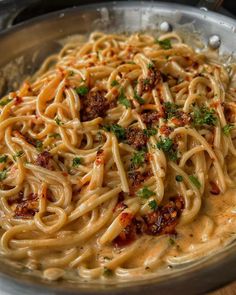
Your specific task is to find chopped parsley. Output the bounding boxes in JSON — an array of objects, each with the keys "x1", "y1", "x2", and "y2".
[
  {"x1": 175, "y1": 175, "x2": 183, "y2": 182},
  {"x1": 131, "y1": 150, "x2": 146, "y2": 168},
  {"x1": 143, "y1": 78, "x2": 150, "y2": 85},
  {"x1": 75, "y1": 85, "x2": 89, "y2": 96},
  {"x1": 144, "y1": 128, "x2": 157, "y2": 137},
  {"x1": 118, "y1": 88, "x2": 131, "y2": 109},
  {"x1": 156, "y1": 137, "x2": 178, "y2": 161},
  {"x1": 0, "y1": 169, "x2": 7, "y2": 181},
  {"x1": 169, "y1": 237, "x2": 176, "y2": 246},
  {"x1": 103, "y1": 124, "x2": 126, "y2": 141},
  {"x1": 189, "y1": 175, "x2": 201, "y2": 189},
  {"x1": 103, "y1": 267, "x2": 113, "y2": 277},
  {"x1": 156, "y1": 39, "x2": 172, "y2": 50},
  {"x1": 55, "y1": 117, "x2": 64, "y2": 126},
  {"x1": 192, "y1": 106, "x2": 217, "y2": 127},
  {"x1": 13, "y1": 150, "x2": 24, "y2": 161},
  {"x1": 0, "y1": 98, "x2": 12, "y2": 107},
  {"x1": 35, "y1": 140, "x2": 43, "y2": 152},
  {"x1": 0, "y1": 155, "x2": 8, "y2": 163},
  {"x1": 134, "y1": 91, "x2": 145, "y2": 104},
  {"x1": 49, "y1": 133, "x2": 61, "y2": 139},
  {"x1": 72, "y1": 157, "x2": 82, "y2": 167},
  {"x1": 147, "y1": 63, "x2": 154, "y2": 69},
  {"x1": 164, "y1": 102, "x2": 178, "y2": 119},
  {"x1": 68, "y1": 71, "x2": 74, "y2": 76},
  {"x1": 148, "y1": 199, "x2": 158, "y2": 210},
  {"x1": 137, "y1": 186, "x2": 155, "y2": 199},
  {"x1": 222, "y1": 124, "x2": 234, "y2": 136},
  {"x1": 111, "y1": 80, "x2": 119, "y2": 87}
]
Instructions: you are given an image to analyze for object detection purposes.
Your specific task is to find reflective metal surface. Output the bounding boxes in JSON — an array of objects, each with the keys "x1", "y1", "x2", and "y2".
[{"x1": 0, "y1": 1, "x2": 236, "y2": 294}]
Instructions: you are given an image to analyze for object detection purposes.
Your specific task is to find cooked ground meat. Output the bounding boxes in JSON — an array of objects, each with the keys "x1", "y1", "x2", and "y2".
[
  {"x1": 159, "y1": 124, "x2": 173, "y2": 136},
  {"x1": 224, "y1": 103, "x2": 236, "y2": 123},
  {"x1": 171, "y1": 111, "x2": 191, "y2": 126},
  {"x1": 141, "y1": 111, "x2": 160, "y2": 126},
  {"x1": 81, "y1": 90, "x2": 110, "y2": 121},
  {"x1": 35, "y1": 151, "x2": 53, "y2": 170},
  {"x1": 128, "y1": 170, "x2": 153, "y2": 195},
  {"x1": 113, "y1": 201, "x2": 128, "y2": 213},
  {"x1": 144, "y1": 196, "x2": 184, "y2": 235},
  {"x1": 126, "y1": 127, "x2": 148, "y2": 150},
  {"x1": 113, "y1": 215, "x2": 146, "y2": 247},
  {"x1": 128, "y1": 171, "x2": 147, "y2": 187},
  {"x1": 14, "y1": 193, "x2": 39, "y2": 219},
  {"x1": 137, "y1": 68, "x2": 162, "y2": 95},
  {"x1": 7, "y1": 190, "x2": 24, "y2": 206}
]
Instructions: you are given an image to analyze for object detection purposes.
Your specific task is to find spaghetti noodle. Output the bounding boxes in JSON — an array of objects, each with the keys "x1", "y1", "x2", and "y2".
[{"x1": 0, "y1": 31, "x2": 236, "y2": 281}]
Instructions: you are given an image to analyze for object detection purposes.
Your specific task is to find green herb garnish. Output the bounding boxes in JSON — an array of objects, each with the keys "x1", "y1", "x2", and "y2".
[
  {"x1": 143, "y1": 128, "x2": 157, "y2": 137},
  {"x1": 175, "y1": 175, "x2": 183, "y2": 182},
  {"x1": 148, "y1": 199, "x2": 158, "y2": 211},
  {"x1": 134, "y1": 91, "x2": 145, "y2": 104},
  {"x1": 0, "y1": 169, "x2": 7, "y2": 181},
  {"x1": 103, "y1": 124, "x2": 126, "y2": 141},
  {"x1": 55, "y1": 117, "x2": 64, "y2": 126},
  {"x1": 143, "y1": 78, "x2": 150, "y2": 85},
  {"x1": 0, "y1": 155, "x2": 8, "y2": 163},
  {"x1": 111, "y1": 80, "x2": 119, "y2": 87},
  {"x1": 137, "y1": 186, "x2": 155, "y2": 199},
  {"x1": 147, "y1": 63, "x2": 154, "y2": 69},
  {"x1": 0, "y1": 98, "x2": 12, "y2": 107},
  {"x1": 35, "y1": 140, "x2": 43, "y2": 152},
  {"x1": 68, "y1": 71, "x2": 74, "y2": 76},
  {"x1": 131, "y1": 150, "x2": 146, "y2": 168},
  {"x1": 13, "y1": 150, "x2": 24, "y2": 161},
  {"x1": 169, "y1": 237, "x2": 176, "y2": 245},
  {"x1": 103, "y1": 267, "x2": 113, "y2": 277},
  {"x1": 192, "y1": 106, "x2": 217, "y2": 127},
  {"x1": 156, "y1": 137, "x2": 178, "y2": 161},
  {"x1": 222, "y1": 124, "x2": 234, "y2": 136},
  {"x1": 72, "y1": 157, "x2": 82, "y2": 167},
  {"x1": 49, "y1": 133, "x2": 61, "y2": 139},
  {"x1": 164, "y1": 102, "x2": 178, "y2": 119},
  {"x1": 118, "y1": 88, "x2": 131, "y2": 109},
  {"x1": 189, "y1": 175, "x2": 201, "y2": 189},
  {"x1": 156, "y1": 39, "x2": 172, "y2": 50},
  {"x1": 75, "y1": 85, "x2": 89, "y2": 96}
]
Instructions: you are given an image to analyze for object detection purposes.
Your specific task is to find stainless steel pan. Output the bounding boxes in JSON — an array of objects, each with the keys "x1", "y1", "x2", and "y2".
[{"x1": 0, "y1": 1, "x2": 236, "y2": 294}]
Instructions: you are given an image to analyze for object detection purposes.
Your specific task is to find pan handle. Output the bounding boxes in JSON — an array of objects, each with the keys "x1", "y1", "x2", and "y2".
[
  {"x1": 0, "y1": 0, "x2": 38, "y2": 31},
  {"x1": 197, "y1": 0, "x2": 224, "y2": 11}
]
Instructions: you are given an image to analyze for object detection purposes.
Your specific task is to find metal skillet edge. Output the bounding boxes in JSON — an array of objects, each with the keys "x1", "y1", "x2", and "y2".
[{"x1": 0, "y1": 1, "x2": 236, "y2": 294}]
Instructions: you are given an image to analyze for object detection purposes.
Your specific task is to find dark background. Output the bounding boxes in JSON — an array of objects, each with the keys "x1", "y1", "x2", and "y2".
[{"x1": 0, "y1": 0, "x2": 235, "y2": 30}]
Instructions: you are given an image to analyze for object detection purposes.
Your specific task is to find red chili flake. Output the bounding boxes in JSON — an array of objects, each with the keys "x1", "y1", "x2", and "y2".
[
  {"x1": 14, "y1": 96, "x2": 23, "y2": 105},
  {"x1": 159, "y1": 124, "x2": 173, "y2": 136},
  {"x1": 210, "y1": 181, "x2": 220, "y2": 195},
  {"x1": 95, "y1": 149, "x2": 104, "y2": 165},
  {"x1": 119, "y1": 212, "x2": 133, "y2": 227}
]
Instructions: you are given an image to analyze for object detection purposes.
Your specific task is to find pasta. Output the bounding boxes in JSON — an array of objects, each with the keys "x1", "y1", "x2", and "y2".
[{"x1": 0, "y1": 31, "x2": 236, "y2": 282}]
